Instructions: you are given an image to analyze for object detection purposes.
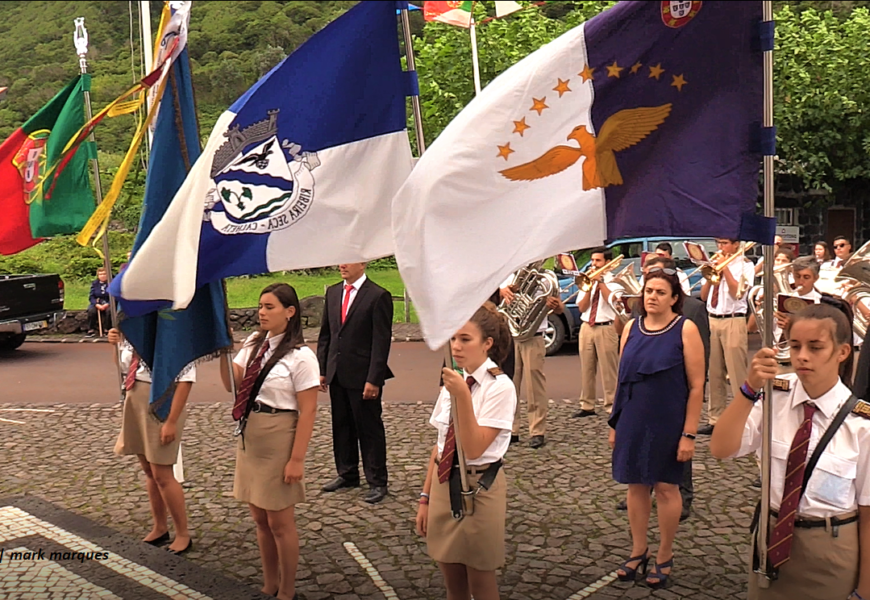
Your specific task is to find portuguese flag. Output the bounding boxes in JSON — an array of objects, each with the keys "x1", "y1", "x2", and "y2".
[
  {"x1": 423, "y1": 1, "x2": 473, "y2": 27},
  {"x1": 0, "y1": 76, "x2": 95, "y2": 256}
]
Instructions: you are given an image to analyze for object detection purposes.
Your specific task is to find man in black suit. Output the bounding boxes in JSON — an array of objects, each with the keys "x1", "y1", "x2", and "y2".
[{"x1": 318, "y1": 262, "x2": 394, "y2": 504}]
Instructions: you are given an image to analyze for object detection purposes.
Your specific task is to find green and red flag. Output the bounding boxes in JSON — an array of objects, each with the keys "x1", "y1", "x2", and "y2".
[
  {"x1": 423, "y1": 1, "x2": 473, "y2": 27},
  {"x1": 0, "y1": 76, "x2": 94, "y2": 255}
]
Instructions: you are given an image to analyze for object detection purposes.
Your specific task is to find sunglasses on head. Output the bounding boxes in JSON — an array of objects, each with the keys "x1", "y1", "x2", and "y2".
[{"x1": 647, "y1": 266, "x2": 677, "y2": 275}]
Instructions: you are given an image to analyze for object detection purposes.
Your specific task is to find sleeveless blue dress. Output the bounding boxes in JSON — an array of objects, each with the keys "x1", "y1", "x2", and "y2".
[{"x1": 609, "y1": 316, "x2": 687, "y2": 485}]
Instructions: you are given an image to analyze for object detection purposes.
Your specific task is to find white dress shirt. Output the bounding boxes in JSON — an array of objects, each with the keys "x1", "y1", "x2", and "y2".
[
  {"x1": 341, "y1": 273, "x2": 367, "y2": 315},
  {"x1": 233, "y1": 332, "x2": 321, "y2": 410},
  {"x1": 580, "y1": 274, "x2": 623, "y2": 324},
  {"x1": 822, "y1": 257, "x2": 846, "y2": 272},
  {"x1": 430, "y1": 357, "x2": 516, "y2": 466},
  {"x1": 733, "y1": 375, "x2": 870, "y2": 517},
  {"x1": 119, "y1": 342, "x2": 196, "y2": 384},
  {"x1": 706, "y1": 258, "x2": 756, "y2": 315}
]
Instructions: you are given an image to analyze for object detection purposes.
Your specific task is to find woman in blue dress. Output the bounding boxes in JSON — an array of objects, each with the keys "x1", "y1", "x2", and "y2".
[{"x1": 608, "y1": 267, "x2": 706, "y2": 589}]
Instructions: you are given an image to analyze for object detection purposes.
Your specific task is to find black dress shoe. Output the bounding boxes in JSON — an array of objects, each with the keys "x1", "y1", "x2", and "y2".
[
  {"x1": 616, "y1": 499, "x2": 627, "y2": 511},
  {"x1": 364, "y1": 486, "x2": 388, "y2": 504},
  {"x1": 509, "y1": 434, "x2": 520, "y2": 445},
  {"x1": 697, "y1": 424, "x2": 715, "y2": 435},
  {"x1": 529, "y1": 435, "x2": 545, "y2": 449},
  {"x1": 572, "y1": 409, "x2": 596, "y2": 418},
  {"x1": 144, "y1": 531, "x2": 170, "y2": 546},
  {"x1": 680, "y1": 506, "x2": 691, "y2": 522},
  {"x1": 167, "y1": 539, "x2": 192, "y2": 555},
  {"x1": 322, "y1": 476, "x2": 360, "y2": 492}
]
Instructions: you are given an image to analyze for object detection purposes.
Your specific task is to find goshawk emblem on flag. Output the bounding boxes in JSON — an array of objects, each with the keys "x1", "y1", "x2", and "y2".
[
  {"x1": 204, "y1": 110, "x2": 319, "y2": 235},
  {"x1": 661, "y1": 1, "x2": 702, "y2": 28}
]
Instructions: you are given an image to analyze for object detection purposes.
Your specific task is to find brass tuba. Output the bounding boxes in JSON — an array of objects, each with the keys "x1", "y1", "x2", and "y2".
[
  {"x1": 833, "y1": 241, "x2": 870, "y2": 341},
  {"x1": 498, "y1": 260, "x2": 560, "y2": 342},
  {"x1": 607, "y1": 263, "x2": 643, "y2": 322},
  {"x1": 747, "y1": 263, "x2": 794, "y2": 362}
]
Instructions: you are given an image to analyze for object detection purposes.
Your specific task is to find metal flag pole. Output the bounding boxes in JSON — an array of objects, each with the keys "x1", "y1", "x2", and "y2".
[
  {"x1": 756, "y1": 0, "x2": 776, "y2": 587},
  {"x1": 74, "y1": 18, "x2": 125, "y2": 400},
  {"x1": 400, "y1": 3, "x2": 473, "y2": 517},
  {"x1": 469, "y1": 13, "x2": 482, "y2": 95}
]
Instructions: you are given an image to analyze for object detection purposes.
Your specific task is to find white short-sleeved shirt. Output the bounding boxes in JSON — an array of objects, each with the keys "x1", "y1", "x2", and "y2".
[
  {"x1": 706, "y1": 257, "x2": 755, "y2": 315},
  {"x1": 119, "y1": 342, "x2": 196, "y2": 384},
  {"x1": 580, "y1": 274, "x2": 623, "y2": 324},
  {"x1": 430, "y1": 357, "x2": 517, "y2": 466},
  {"x1": 732, "y1": 375, "x2": 870, "y2": 517},
  {"x1": 233, "y1": 332, "x2": 320, "y2": 411}
]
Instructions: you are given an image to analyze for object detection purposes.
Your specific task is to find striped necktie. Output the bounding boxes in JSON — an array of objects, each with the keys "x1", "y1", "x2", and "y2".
[
  {"x1": 232, "y1": 341, "x2": 270, "y2": 420},
  {"x1": 437, "y1": 376, "x2": 475, "y2": 483},
  {"x1": 124, "y1": 355, "x2": 139, "y2": 391},
  {"x1": 768, "y1": 402, "x2": 817, "y2": 568},
  {"x1": 588, "y1": 284, "x2": 600, "y2": 324}
]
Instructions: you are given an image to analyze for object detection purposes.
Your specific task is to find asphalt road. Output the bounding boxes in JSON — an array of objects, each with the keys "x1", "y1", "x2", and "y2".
[{"x1": 3, "y1": 341, "x2": 593, "y2": 405}]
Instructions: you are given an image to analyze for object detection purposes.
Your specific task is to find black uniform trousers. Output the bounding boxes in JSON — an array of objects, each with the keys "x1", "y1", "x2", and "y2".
[{"x1": 330, "y1": 381, "x2": 388, "y2": 488}]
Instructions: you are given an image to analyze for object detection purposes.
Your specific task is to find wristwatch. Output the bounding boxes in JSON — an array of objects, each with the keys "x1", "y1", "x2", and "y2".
[{"x1": 681, "y1": 432, "x2": 697, "y2": 440}]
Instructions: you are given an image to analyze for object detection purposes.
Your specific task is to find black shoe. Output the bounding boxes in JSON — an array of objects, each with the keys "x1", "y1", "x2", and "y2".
[
  {"x1": 529, "y1": 435, "x2": 545, "y2": 449},
  {"x1": 616, "y1": 499, "x2": 627, "y2": 511},
  {"x1": 697, "y1": 424, "x2": 715, "y2": 435},
  {"x1": 751, "y1": 476, "x2": 761, "y2": 488},
  {"x1": 322, "y1": 476, "x2": 360, "y2": 492},
  {"x1": 167, "y1": 539, "x2": 192, "y2": 555},
  {"x1": 84, "y1": 330, "x2": 96, "y2": 338},
  {"x1": 364, "y1": 486, "x2": 388, "y2": 504},
  {"x1": 144, "y1": 531, "x2": 169, "y2": 546},
  {"x1": 572, "y1": 409, "x2": 596, "y2": 418},
  {"x1": 509, "y1": 434, "x2": 520, "y2": 445},
  {"x1": 680, "y1": 505, "x2": 691, "y2": 522}
]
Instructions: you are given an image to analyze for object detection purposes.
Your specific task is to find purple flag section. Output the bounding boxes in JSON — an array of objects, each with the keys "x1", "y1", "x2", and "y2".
[{"x1": 585, "y1": 1, "x2": 763, "y2": 241}]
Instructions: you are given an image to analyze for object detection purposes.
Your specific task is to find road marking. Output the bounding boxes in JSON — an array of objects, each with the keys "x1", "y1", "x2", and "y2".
[
  {"x1": 565, "y1": 572, "x2": 619, "y2": 599},
  {"x1": 0, "y1": 417, "x2": 25, "y2": 425},
  {"x1": 343, "y1": 541, "x2": 399, "y2": 599}
]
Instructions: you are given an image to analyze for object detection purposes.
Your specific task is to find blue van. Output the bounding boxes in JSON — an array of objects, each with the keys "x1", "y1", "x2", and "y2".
[{"x1": 544, "y1": 236, "x2": 717, "y2": 355}]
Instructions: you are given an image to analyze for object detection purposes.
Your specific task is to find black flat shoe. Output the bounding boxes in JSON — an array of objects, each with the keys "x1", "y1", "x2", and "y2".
[
  {"x1": 167, "y1": 539, "x2": 192, "y2": 555},
  {"x1": 144, "y1": 531, "x2": 169, "y2": 546},
  {"x1": 529, "y1": 435, "x2": 545, "y2": 449},
  {"x1": 509, "y1": 434, "x2": 520, "y2": 445},
  {"x1": 572, "y1": 409, "x2": 596, "y2": 418},
  {"x1": 322, "y1": 476, "x2": 360, "y2": 492},
  {"x1": 364, "y1": 486, "x2": 388, "y2": 504}
]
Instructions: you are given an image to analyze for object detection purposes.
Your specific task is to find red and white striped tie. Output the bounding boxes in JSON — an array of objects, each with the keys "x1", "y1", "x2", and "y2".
[{"x1": 437, "y1": 376, "x2": 475, "y2": 483}]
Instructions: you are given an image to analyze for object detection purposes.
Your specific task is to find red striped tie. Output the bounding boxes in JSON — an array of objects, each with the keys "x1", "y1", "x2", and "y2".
[
  {"x1": 232, "y1": 342, "x2": 270, "y2": 420},
  {"x1": 124, "y1": 355, "x2": 139, "y2": 391},
  {"x1": 711, "y1": 282, "x2": 720, "y2": 309},
  {"x1": 768, "y1": 402, "x2": 817, "y2": 568},
  {"x1": 437, "y1": 376, "x2": 475, "y2": 483},
  {"x1": 588, "y1": 284, "x2": 600, "y2": 324}
]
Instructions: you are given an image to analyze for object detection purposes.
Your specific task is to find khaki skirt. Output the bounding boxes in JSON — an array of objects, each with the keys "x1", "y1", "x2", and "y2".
[
  {"x1": 114, "y1": 381, "x2": 186, "y2": 466},
  {"x1": 233, "y1": 410, "x2": 306, "y2": 512},
  {"x1": 427, "y1": 465, "x2": 507, "y2": 571}
]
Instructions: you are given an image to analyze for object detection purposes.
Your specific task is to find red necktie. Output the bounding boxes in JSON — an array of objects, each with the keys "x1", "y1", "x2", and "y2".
[
  {"x1": 835, "y1": 259, "x2": 842, "y2": 268},
  {"x1": 125, "y1": 354, "x2": 140, "y2": 391},
  {"x1": 341, "y1": 283, "x2": 353, "y2": 324},
  {"x1": 437, "y1": 376, "x2": 475, "y2": 483},
  {"x1": 232, "y1": 341, "x2": 270, "y2": 420},
  {"x1": 711, "y1": 282, "x2": 720, "y2": 309},
  {"x1": 588, "y1": 284, "x2": 600, "y2": 324},
  {"x1": 768, "y1": 402, "x2": 817, "y2": 568}
]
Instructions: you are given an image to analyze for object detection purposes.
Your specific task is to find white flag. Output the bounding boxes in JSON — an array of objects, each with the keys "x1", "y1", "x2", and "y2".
[{"x1": 494, "y1": 1, "x2": 522, "y2": 19}]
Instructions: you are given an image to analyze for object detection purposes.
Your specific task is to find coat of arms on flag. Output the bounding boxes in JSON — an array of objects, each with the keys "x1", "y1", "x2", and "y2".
[{"x1": 662, "y1": 1, "x2": 702, "y2": 28}]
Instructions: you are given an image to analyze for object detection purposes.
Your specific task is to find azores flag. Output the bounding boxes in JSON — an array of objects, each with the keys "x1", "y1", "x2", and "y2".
[
  {"x1": 392, "y1": 1, "x2": 764, "y2": 349},
  {"x1": 113, "y1": 1, "x2": 414, "y2": 312}
]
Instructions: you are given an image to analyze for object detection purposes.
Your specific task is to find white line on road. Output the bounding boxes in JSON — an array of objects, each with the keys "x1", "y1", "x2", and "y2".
[
  {"x1": 343, "y1": 541, "x2": 399, "y2": 599},
  {"x1": 0, "y1": 417, "x2": 25, "y2": 424},
  {"x1": 565, "y1": 572, "x2": 619, "y2": 599}
]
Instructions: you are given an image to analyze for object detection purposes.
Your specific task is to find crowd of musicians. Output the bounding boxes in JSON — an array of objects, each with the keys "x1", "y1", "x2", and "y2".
[{"x1": 101, "y1": 235, "x2": 870, "y2": 600}]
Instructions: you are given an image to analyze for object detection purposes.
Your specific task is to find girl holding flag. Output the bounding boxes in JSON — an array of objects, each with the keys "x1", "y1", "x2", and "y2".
[{"x1": 220, "y1": 283, "x2": 319, "y2": 600}]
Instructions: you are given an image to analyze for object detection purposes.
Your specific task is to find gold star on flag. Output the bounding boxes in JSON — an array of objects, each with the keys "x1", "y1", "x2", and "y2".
[
  {"x1": 497, "y1": 143, "x2": 515, "y2": 160},
  {"x1": 529, "y1": 97, "x2": 549, "y2": 115},
  {"x1": 648, "y1": 63, "x2": 665, "y2": 80},
  {"x1": 578, "y1": 64, "x2": 595, "y2": 83},
  {"x1": 630, "y1": 62, "x2": 642, "y2": 74},
  {"x1": 671, "y1": 74, "x2": 687, "y2": 91},
  {"x1": 606, "y1": 61, "x2": 624, "y2": 78},
  {"x1": 512, "y1": 117, "x2": 531, "y2": 137},
  {"x1": 553, "y1": 78, "x2": 571, "y2": 97}
]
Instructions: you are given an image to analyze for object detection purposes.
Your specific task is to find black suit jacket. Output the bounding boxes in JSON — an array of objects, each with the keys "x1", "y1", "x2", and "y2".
[{"x1": 317, "y1": 277, "x2": 394, "y2": 389}]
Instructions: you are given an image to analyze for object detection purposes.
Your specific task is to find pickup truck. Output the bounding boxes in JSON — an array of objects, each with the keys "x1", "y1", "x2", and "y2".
[{"x1": 0, "y1": 274, "x2": 66, "y2": 351}]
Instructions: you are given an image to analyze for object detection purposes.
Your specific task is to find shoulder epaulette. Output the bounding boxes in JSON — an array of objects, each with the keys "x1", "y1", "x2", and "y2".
[
  {"x1": 487, "y1": 367, "x2": 504, "y2": 378},
  {"x1": 772, "y1": 378, "x2": 791, "y2": 392},
  {"x1": 852, "y1": 399, "x2": 870, "y2": 419}
]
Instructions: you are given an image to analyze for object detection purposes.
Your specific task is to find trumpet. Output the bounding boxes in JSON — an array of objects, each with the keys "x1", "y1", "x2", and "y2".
[
  {"x1": 574, "y1": 255, "x2": 624, "y2": 292},
  {"x1": 698, "y1": 242, "x2": 756, "y2": 286}
]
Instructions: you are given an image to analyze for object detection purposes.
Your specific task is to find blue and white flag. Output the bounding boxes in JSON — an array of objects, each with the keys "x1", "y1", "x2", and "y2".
[{"x1": 115, "y1": 1, "x2": 414, "y2": 310}]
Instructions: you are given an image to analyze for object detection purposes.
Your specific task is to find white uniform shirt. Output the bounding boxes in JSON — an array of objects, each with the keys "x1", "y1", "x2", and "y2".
[
  {"x1": 580, "y1": 274, "x2": 623, "y2": 324},
  {"x1": 233, "y1": 332, "x2": 321, "y2": 410},
  {"x1": 706, "y1": 258, "x2": 755, "y2": 316},
  {"x1": 822, "y1": 257, "x2": 847, "y2": 272},
  {"x1": 119, "y1": 342, "x2": 196, "y2": 384},
  {"x1": 341, "y1": 273, "x2": 367, "y2": 314},
  {"x1": 430, "y1": 357, "x2": 516, "y2": 466},
  {"x1": 732, "y1": 375, "x2": 870, "y2": 517},
  {"x1": 499, "y1": 273, "x2": 552, "y2": 334},
  {"x1": 639, "y1": 269, "x2": 691, "y2": 296}
]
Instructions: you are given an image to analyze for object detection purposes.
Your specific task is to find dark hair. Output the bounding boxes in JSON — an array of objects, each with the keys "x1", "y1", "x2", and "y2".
[
  {"x1": 654, "y1": 242, "x2": 673, "y2": 255},
  {"x1": 792, "y1": 256, "x2": 819, "y2": 277},
  {"x1": 814, "y1": 240, "x2": 831, "y2": 261},
  {"x1": 775, "y1": 248, "x2": 794, "y2": 262},
  {"x1": 469, "y1": 301, "x2": 512, "y2": 365},
  {"x1": 639, "y1": 270, "x2": 684, "y2": 317},
  {"x1": 788, "y1": 300, "x2": 854, "y2": 386},
  {"x1": 833, "y1": 235, "x2": 850, "y2": 245},
  {"x1": 244, "y1": 283, "x2": 305, "y2": 372},
  {"x1": 590, "y1": 246, "x2": 611, "y2": 260},
  {"x1": 645, "y1": 255, "x2": 676, "y2": 270}
]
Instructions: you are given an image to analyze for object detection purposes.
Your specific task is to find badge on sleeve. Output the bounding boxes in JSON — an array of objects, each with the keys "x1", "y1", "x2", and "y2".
[
  {"x1": 772, "y1": 378, "x2": 791, "y2": 392},
  {"x1": 852, "y1": 400, "x2": 870, "y2": 419}
]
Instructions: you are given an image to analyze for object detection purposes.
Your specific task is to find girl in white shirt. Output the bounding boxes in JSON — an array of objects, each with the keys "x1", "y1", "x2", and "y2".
[
  {"x1": 220, "y1": 283, "x2": 319, "y2": 600},
  {"x1": 415, "y1": 302, "x2": 516, "y2": 600}
]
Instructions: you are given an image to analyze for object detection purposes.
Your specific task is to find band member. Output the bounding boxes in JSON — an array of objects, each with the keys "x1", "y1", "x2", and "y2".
[
  {"x1": 824, "y1": 236, "x2": 853, "y2": 271},
  {"x1": 710, "y1": 303, "x2": 869, "y2": 600},
  {"x1": 108, "y1": 328, "x2": 194, "y2": 554},
  {"x1": 652, "y1": 243, "x2": 691, "y2": 295},
  {"x1": 416, "y1": 302, "x2": 516, "y2": 600},
  {"x1": 499, "y1": 275, "x2": 564, "y2": 448},
  {"x1": 575, "y1": 248, "x2": 623, "y2": 417},
  {"x1": 813, "y1": 241, "x2": 832, "y2": 264},
  {"x1": 318, "y1": 263, "x2": 393, "y2": 504},
  {"x1": 698, "y1": 238, "x2": 756, "y2": 435}
]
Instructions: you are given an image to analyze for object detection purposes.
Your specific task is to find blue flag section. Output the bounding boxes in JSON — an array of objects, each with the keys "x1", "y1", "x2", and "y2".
[
  {"x1": 114, "y1": 1, "x2": 414, "y2": 311},
  {"x1": 116, "y1": 47, "x2": 232, "y2": 421}
]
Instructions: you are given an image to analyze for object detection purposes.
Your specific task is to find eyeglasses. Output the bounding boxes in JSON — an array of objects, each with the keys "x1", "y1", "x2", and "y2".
[
  {"x1": 647, "y1": 266, "x2": 677, "y2": 275},
  {"x1": 834, "y1": 243, "x2": 848, "y2": 249}
]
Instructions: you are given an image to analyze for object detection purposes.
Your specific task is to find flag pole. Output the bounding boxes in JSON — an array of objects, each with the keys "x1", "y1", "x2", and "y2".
[
  {"x1": 469, "y1": 13, "x2": 482, "y2": 95},
  {"x1": 401, "y1": 2, "x2": 473, "y2": 517},
  {"x1": 74, "y1": 18, "x2": 125, "y2": 401},
  {"x1": 755, "y1": 0, "x2": 775, "y2": 587},
  {"x1": 139, "y1": 1, "x2": 155, "y2": 150}
]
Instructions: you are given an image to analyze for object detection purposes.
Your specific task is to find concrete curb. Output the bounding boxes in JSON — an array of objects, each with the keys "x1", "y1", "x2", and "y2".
[{"x1": 26, "y1": 329, "x2": 426, "y2": 344}]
